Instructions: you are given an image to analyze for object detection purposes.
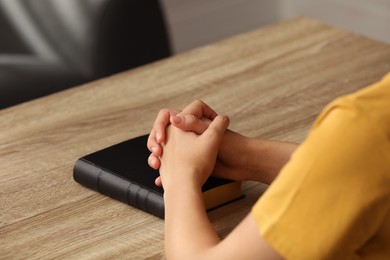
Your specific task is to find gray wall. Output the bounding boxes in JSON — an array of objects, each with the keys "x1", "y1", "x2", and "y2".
[{"x1": 162, "y1": 0, "x2": 390, "y2": 53}]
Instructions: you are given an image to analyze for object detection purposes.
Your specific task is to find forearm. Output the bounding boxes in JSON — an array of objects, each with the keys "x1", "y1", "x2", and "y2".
[
  {"x1": 243, "y1": 138, "x2": 298, "y2": 184},
  {"x1": 164, "y1": 181, "x2": 220, "y2": 260},
  {"x1": 220, "y1": 130, "x2": 298, "y2": 184}
]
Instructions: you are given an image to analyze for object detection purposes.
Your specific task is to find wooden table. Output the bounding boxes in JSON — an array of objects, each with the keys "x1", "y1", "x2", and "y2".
[{"x1": 1, "y1": 17, "x2": 389, "y2": 259}]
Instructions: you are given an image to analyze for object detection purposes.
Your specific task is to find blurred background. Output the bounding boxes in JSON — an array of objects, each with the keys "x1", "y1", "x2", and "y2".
[
  {"x1": 164, "y1": 0, "x2": 389, "y2": 53},
  {"x1": 1, "y1": 0, "x2": 389, "y2": 109}
]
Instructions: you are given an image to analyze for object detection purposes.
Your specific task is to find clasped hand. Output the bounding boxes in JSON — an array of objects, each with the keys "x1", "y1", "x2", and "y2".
[{"x1": 147, "y1": 100, "x2": 230, "y2": 190}]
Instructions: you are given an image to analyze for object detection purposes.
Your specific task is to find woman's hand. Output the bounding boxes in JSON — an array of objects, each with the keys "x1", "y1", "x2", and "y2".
[
  {"x1": 148, "y1": 100, "x2": 297, "y2": 186},
  {"x1": 147, "y1": 100, "x2": 216, "y2": 166},
  {"x1": 159, "y1": 115, "x2": 230, "y2": 190},
  {"x1": 147, "y1": 100, "x2": 252, "y2": 186}
]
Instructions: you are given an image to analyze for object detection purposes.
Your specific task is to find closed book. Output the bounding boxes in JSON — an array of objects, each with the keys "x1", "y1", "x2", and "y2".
[{"x1": 73, "y1": 134, "x2": 243, "y2": 219}]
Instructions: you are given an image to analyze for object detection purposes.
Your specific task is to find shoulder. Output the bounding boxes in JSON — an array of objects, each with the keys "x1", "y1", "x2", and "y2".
[{"x1": 314, "y1": 72, "x2": 390, "y2": 137}]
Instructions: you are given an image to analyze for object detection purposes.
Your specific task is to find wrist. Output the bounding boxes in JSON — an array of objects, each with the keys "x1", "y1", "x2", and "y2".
[
  {"x1": 161, "y1": 170, "x2": 203, "y2": 194},
  {"x1": 219, "y1": 130, "x2": 253, "y2": 180},
  {"x1": 163, "y1": 179, "x2": 204, "y2": 209}
]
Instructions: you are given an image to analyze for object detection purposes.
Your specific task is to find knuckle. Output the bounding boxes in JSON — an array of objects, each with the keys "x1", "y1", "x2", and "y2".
[
  {"x1": 182, "y1": 115, "x2": 198, "y2": 127},
  {"x1": 194, "y1": 99, "x2": 205, "y2": 106},
  {"x1": 158, "y1": 108, "x2": 170, "y2": 115},
  {"x1": 188, "y1": 115, "x2": 198, "y2": 123}
]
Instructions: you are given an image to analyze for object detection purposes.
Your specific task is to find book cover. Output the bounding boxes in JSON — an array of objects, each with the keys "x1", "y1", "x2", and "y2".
[{"x1": 73, "y1": 134, "x2": 243, "y2": 219}]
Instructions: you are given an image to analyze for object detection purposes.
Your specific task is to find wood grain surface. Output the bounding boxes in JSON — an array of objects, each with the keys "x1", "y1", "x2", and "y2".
[{"x1": 1, "y1": 17, "x2": 389, "y2": 259}]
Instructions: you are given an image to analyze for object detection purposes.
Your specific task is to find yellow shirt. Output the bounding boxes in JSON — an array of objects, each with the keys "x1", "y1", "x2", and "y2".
[{"x1": 252, "y1": 73, "x2": 390, "y2": 259}]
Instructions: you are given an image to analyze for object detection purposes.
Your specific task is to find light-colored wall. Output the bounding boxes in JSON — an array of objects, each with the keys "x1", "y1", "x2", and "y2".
[
  {"x1": 162, "y1": 0, "x2": 390, "y2": 53},
  {"x1": 162, "y1": 0, "x2": 280, "y2": 53},
  {"x1": 281, "y1": 0, "x2": 390, "y2": 45}
]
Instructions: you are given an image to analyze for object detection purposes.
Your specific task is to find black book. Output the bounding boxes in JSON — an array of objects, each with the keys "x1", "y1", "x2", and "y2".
[{"x1": 73, "y1": 134, "x2": 243, "y2": 219}]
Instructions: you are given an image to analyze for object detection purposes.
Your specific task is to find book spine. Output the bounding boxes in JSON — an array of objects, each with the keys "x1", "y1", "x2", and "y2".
[{"x1": 73, "y1": 159, "x2": 164, "y2": 219}]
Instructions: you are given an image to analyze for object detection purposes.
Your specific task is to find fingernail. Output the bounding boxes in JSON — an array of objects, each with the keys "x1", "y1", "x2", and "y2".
[
  {"x1": 172, "y1": 115, "x2": 182, "y2": 124},
  {"x1": 149, "y1": 156, "x2": 157, "y2": 166},
  {"x1": 151, "y1": 146, "x2": 157, "y2": 154},
  {"x1": 151, "y1": 158, "x2": 157, "y2": 166},
  {"x1": 156, "y1": 132, "x2": 161, "y2": 142}
]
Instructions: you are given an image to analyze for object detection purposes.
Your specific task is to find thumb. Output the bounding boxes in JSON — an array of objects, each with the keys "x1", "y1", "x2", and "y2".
[{"x1": 202, "y1": 115, "x2": 230, "y2": 147}]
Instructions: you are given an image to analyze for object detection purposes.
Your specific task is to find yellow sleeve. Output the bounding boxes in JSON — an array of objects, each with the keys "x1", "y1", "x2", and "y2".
[{"x1": 252, "y1": 101, "x2": 390, "y2": 259}]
